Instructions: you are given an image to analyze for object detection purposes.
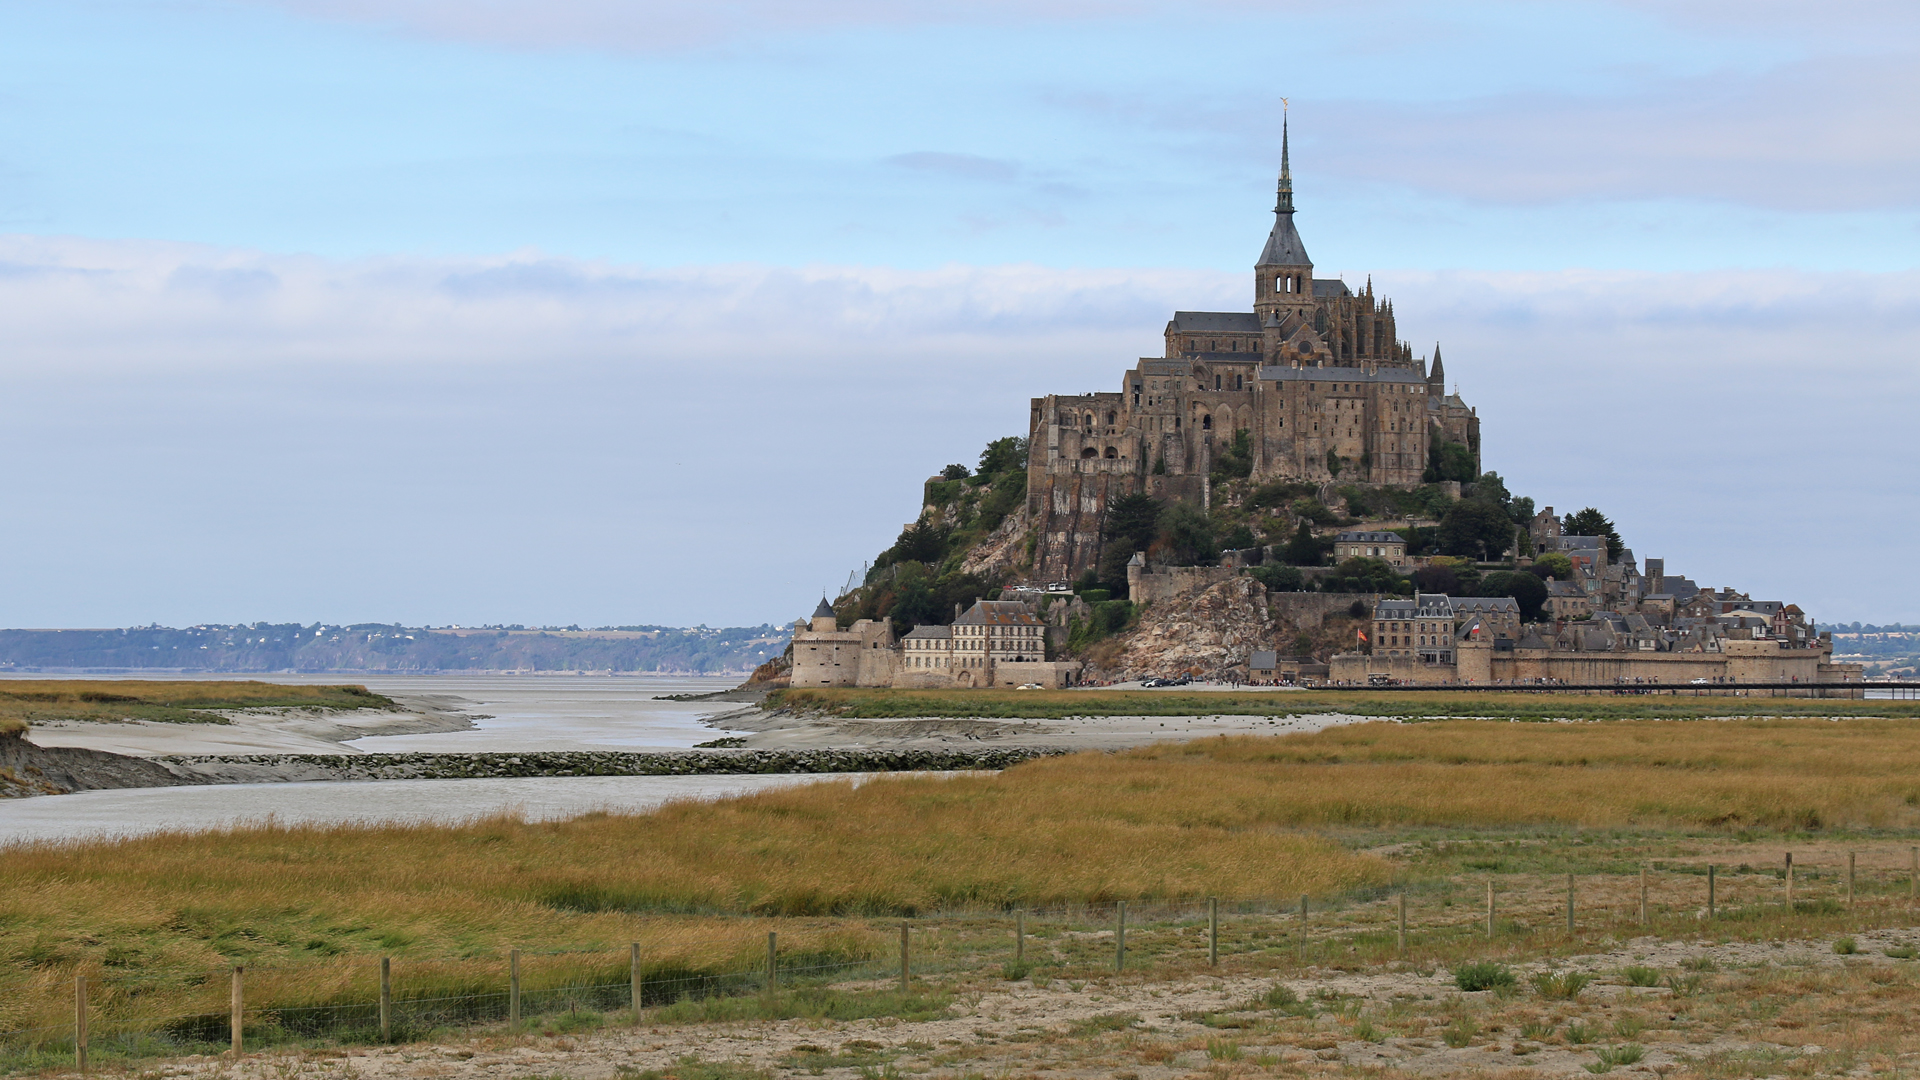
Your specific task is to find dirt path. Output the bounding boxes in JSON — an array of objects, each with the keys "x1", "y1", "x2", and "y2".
[{"x1": 96, "y1": 929, "x2": 1920, "y2": 1080}]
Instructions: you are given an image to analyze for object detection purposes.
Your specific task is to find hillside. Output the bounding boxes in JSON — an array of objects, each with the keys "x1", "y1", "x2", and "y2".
[
  {"x1": 827, "y1": 432, "x2": 1582, "y2": 677},
  {"x1": 0, "y1": 623, "x2": 785, "y2": 675}
]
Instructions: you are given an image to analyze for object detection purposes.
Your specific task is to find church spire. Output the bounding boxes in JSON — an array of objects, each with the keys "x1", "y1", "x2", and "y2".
[
  {"x1": 1276, "y1": 111, "x2": 1295, "y2": 215},
  {"x1": 1256, "y1": 103, "x2": 1311, "y2": 270},
  {"x1": 1427, "y1": 342, "x2": 1446, "y2": 389}
]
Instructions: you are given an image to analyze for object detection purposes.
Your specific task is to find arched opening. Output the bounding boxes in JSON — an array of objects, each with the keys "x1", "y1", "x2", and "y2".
[
  {"x1": 1104, "y1": 446, "x2": 1118, "y2": 459},
  {"x1": 1105, "y1": 410, "x2": 1116, "y2": 425},
  {"x1": 1202, "y1": 414, "x2": 1213, "y2": 430},
  {"x1": 1080, "y1": 447, "x2": 1098, "y2": 459},
  {"x1": 1083, "y1": 413, "x2": 1094, "y2": 429}
]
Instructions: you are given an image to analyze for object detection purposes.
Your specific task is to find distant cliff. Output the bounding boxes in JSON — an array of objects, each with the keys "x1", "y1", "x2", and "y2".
[{"x1": 0, "y1": 623, "x2": 786, "y2": 675}]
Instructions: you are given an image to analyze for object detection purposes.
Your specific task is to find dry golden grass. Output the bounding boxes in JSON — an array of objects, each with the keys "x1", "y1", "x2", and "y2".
[
  {"x1": 1122, "y1": 717, "x2": 1920, "y2": 830},
  {"x1": 0, "y1": 679, "x2": 393, "y2": 731},
  {"x1": 12, "y1": 716, "x2": 1920, "y2": 1049}
]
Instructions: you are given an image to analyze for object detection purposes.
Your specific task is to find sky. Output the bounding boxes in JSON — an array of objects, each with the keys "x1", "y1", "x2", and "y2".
[{"x1": 0, "y1": 0, "x2": 1915, "y2": 629}]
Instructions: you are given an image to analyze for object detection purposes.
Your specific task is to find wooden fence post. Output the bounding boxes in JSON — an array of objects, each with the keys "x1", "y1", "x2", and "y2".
[
  {"x1": 1115, "y1": 902, "x2": 1126, "y2": 972},
  {"x1": 1566, "y1": 874, "x2": 1575, "y2": 936},
  {"x1": 899, "y1": 924, "x2": 910, "y2": 992},
  {"x1": 509, "y1": 950, "x2": 520, "y2": 1027},
  {"x1": 1786, "y1": 852, "x2": 1795, "y2": 912},
  {"x1": 1640, "y1": 866, "x2": 1649, "y2": 925},
  {"x1": 230, "y1": 966, "x2": 244, "y2": 1056},
  {"x1": 1208, "y1": 898, "x2": 1218, "y2": 967},
  {"x1": 1397, "y1": 891, "x2": 1407, "y2": 958},
  {"x1": 630, "y1": 943, "x2": 642, "y2": 1023},
  {"x1": 1297, "y1": 895, "x2": 1308, "y2": 962},
  {"x1": 379, "y1": 957, "x2": 392, "y2": 1043},
  {"x1": 74, "y1": 975, "x2": 87, "y2": 1074},
  {"x1": 766, "y1": 932, "x2": 778, "y2": 996},
  {"x1": 1486, "y1": 880, "x2": 1495, "y2": 938},
  {"x1": 1848, "y1": 852, "x2": 1856, "y2": 909},
  {"x1": 1016, "y1": 910, "x2": 1025, "y2": 965},
  {"x1": 1708, "y1": 865, "x2": 1716, "y2": 920},
  {"x1": 1911, "y1": 847, "x2": 1917, "y2": 901}
]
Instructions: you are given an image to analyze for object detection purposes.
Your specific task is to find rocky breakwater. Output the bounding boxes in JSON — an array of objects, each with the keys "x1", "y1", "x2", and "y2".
[{"x1": 155, "y1": 747, "x2": 1069, "y2": 786}]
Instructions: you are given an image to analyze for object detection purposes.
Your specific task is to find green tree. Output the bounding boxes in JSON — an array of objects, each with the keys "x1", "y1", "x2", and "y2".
[
  {"x1": 977, "y1": 435, "x2": 1030, "y2": 478},
  {"x1": 975, "y1": 469, "x2": 1028, "y2": 533},
  {"x1": 940, "y1": 463, "x2": 970, "y2": 480},
  {"x1": 1220, "y1": 523, "x2": 1257, "y2": 551},
  {"x1": 1561, "y1": 508, "x2": 1624, "y2": 561},
  {"x1": 1328, "y1": 556, "x2": 1402, "y2": 594},
  {"x1": 1437, "y1": 499, "x2": 1513, "y2": 560},
  {"x1": 1251, "y1": 564, "x2": 1304, "y2": 592},
  {"x1": 1157, "y1": 502, "x2": 1218, "y2": 566},
  {"x1": 1478, "y1": 570, "x2": 1549, "y2": 622},
  {"x1": 1212, "y1": 429, "x2": 1253, "y2": 481},
  {"x1": 1283, "y1": 520, "x2": 1329, "y2": 567},
  {"x1": 1326, "y1": 448, "x2": 1343, "y2": 477},
  {"x1": 888, "y1": 567, "x2": 942, "y2": 633},
  {"x1": 882, "y1": 517, "x2": 949, "y2": 568},
  {"x1": 1102, "y1": 492, "x2": 1163, "y2": 552},
  {"x1": 1530, "y1": 551, "x2": 1575, "y2": 581},
  {"x1": 1096, "y1": 539, "x2": 1136, "y2": 598},
  {"x1": 1425, "y1": 439, "x2": 1477, "y2": 483}
]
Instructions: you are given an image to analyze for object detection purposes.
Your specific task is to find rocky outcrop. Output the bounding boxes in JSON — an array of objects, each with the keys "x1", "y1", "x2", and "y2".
[
  {"x1": 958, "y1": 506, "x2": 1033, "y2": 579},
  {"x1": 1086, "y1": 577, "x2": 1276, "y2": 682}
]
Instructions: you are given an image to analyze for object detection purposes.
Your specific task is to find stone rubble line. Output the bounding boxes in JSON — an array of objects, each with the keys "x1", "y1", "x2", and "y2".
[{"x1": 152, "y1": 747, "x2": 1075, "y2": 782}]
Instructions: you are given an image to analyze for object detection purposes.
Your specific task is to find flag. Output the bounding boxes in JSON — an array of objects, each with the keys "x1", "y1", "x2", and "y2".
[{"x1": 1357, "y1": 630, "x2": 1368, "y2": 642}]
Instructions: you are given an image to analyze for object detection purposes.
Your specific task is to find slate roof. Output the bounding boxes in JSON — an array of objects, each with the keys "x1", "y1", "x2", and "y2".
[
  {"x1": 954, "y1": 600, "x2": 1040, "y2": 626},
  {"x1": 1259, "y1": 365, "x2": 1425, "y2": 385},
  {"x1": 1258, "y1": 210, "x2": 1311, "y2": 267},
  {"x1": 812, "y1": 598, "x2": 836, "y2": 619},
  {"x1": 1336, "y1": 531, "x2": 1406, "y2": 544},
  {"x1": 1249, "y1": 650, "x2": 1278, "y2": 669},
  {"x1": 1169, "y1": 311, "x2": 1261, "y2": 333},
  {"x1": 1453, "y1": 596, "x2": 1520, "y2": 614},
  {"x1": 1312, "y1": 279, "x2": 1351, "y2": 298},
  {"x1": 901, "y1": 625, "x2": 952, "y2": 640}
]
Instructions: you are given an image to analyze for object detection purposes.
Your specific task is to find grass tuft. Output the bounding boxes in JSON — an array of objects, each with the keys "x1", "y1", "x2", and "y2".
[{"x1": 1454, "y1": 962, "x2": 1515, "y2": 992}]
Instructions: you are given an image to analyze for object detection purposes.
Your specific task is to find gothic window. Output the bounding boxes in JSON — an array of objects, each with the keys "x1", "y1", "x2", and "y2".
[
  {"x1": 1105, "y1": 410, "x2": 1116, "y2": 425},
  {"x1": 1080, "y1": 447, "x2": 1097, "y2": 459},
  {"x1": 1104, "y1": 446, "x2": 1118, "y2": 459},
  {"x1": 1202, "y1": 414, "x2": 1212, "y2": 430}
]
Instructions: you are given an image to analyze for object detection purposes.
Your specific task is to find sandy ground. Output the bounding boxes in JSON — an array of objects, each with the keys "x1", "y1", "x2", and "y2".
[
  {"x1": 93, "y1": 929, "x2": 1920, "y2": 1080},
  {"x1": 22, "y1": 695, "x2": 477, "y2": 757},
  {"x1": 714, "y1": 707, "x2": 1373, "y2": 752}
]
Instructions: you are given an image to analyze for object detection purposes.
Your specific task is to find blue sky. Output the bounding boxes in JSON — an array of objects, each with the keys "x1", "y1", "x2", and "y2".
[{"x1": 0, "y1": 0, "x2": 1916, "y2": 627}]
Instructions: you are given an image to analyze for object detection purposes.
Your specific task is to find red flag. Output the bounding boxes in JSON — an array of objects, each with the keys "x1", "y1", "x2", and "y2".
[{"x1": 1357, "y1": 630, "x2": 1368, "y2": 642}]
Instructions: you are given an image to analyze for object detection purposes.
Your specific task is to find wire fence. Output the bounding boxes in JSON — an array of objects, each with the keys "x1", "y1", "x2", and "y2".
[{"x1": 7, "y1": 851, "x2": 1920, "y2": 1072}]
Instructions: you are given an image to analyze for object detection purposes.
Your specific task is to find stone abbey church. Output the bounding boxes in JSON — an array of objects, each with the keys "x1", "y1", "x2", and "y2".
[{"x1": 1027, "y1": 123, "x2": 1481, "y2": 582}]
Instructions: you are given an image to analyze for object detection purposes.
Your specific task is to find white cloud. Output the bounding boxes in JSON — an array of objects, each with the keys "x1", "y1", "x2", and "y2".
[{"x1": 0, "y1": 235, "x2": 1912, "y2": 626}]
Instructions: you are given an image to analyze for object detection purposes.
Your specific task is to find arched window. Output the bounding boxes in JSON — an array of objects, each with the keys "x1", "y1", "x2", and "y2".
[
  {"x1": 1083, "y1": 413, "x2": 1094, "y2": 428},
  {"x1": 1104, "y1": 446, "x2": 1118, "y2": 459},
  {"x1": 1202, "y1": 414, "x2": 1212, "y2": 430},
  {"x1": 1080, "y1": 447, "x2": 1098, "y2": 459},
  {"x1": 1105, "y1": 410, "x2": 1116, "y2": 425}
]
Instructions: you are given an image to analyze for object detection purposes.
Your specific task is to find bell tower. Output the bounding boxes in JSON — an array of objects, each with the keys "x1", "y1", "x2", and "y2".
[{"x1": 1253, "y1": 112, "x2": 1314, "y2": 342}]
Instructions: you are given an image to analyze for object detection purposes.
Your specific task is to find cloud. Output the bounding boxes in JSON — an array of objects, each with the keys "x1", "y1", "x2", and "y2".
[{"x1": 0, "y1": 234, "x2": 1912, "y2": 626}]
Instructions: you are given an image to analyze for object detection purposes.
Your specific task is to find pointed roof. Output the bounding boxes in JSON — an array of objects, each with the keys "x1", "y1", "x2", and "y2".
[
  {"x1": 1427, "y1": 343, "x2": 1445, "y2": 388},
  {"x1": 1257, "y1": 114, "x2": 1312, "y2": 269},
  {"x1": 812, "y1": 598, "x2": 835, "y2": 619}
]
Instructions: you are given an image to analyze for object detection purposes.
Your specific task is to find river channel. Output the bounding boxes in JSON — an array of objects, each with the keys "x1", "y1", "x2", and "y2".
[{"x1": 0, "y1": 672, "x2": 862, "y2": 846}]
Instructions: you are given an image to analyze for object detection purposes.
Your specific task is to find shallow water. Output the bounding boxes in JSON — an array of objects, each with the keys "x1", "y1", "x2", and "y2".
[
  {"x1": 0, "y1": 672, "x2": 811, "y2": 844},
  {"x1": 0, "y1": 772, "x2": 865, "y2": 846}
]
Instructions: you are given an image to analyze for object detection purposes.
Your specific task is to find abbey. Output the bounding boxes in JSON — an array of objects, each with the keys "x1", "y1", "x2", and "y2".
[{"x1": 1026, "y1": 122, "x2": 1479, "y2": 582}]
